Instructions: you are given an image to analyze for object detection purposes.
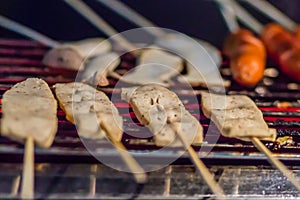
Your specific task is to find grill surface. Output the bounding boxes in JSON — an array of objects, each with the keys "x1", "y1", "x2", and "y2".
[
  {"x1": 1, "y1": 38, "x2": 300, "y2": 199},
  {"x1": 0, "y1": 38, "x2": 300, "y2": 166}
]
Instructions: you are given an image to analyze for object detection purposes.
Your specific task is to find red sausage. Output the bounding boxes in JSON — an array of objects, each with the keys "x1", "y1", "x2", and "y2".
[
  {"x1": 224, "y1": 29, "x2": 266, "y2": 87},
  {"x1": 261, "y1": 24, "x2": 300, "y2": 81}
]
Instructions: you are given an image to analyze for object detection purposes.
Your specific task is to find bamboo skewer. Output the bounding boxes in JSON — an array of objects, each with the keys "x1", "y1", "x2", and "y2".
[
  {"x1": 163, "y1": 166, "x2": 172, "y2": 197},
  {"x1": 96, "y1": 0, "x2": 223, "y2": 69},
  {"x1": 110, "y1": 138, "x2": 147, "y2": 184},
  {"x1": 20, "y1": 135, "x2": 34, "y2": 199},
  {"x1": 123, "y1": 84, "x2": 225, "y2": 198},
  {"x1": 216, "y1": 0, "x2": 300, "y2": 191},
  {"x1": 242, "y1": 0, "x2": 297, "y2": 32},
  {"x1": 96, "y1": 0, "x2": 166, "y2": 38},
  {"x1": 251, "y1": 137, "x2": 300, "y2": 191},
  {"x1": 11, "y1": 175, "x2": 21, "y2": 197},
  {"x1": 96, "y1": 1, "x2": 223, "y2": 67},
  {"x1": 216, "y1": 0, "x2": 239, "y2": 33},
  {"x1": 224, "y1": 0, "x2": 264, "y2": 35},
  {"x1": 174, "y1": 125, "x2": 225, "y2": 199},
  {"x1": 0, "y1": 0, "x2": 139, "y2": 60},
  {"x1": 63, "y1": 0, "x2": 136, "y2": 52},
  {"x1": 89, "y1": 164, "x2": 97, "y2": 197},
  {"x1": 54, "y1": 82, "x2": 148, "y2": 184},
  {"x1": 0, "y1": 14, "x2": 59, "y2": 47}
]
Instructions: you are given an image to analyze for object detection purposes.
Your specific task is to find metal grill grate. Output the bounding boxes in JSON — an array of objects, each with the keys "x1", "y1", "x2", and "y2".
[{"x1": 0, "y1": 38, "x2": 300, "y2": 166}]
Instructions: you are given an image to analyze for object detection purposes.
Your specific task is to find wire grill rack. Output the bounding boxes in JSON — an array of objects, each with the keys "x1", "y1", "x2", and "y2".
[{"x1": 0, "y1": 38, "x2": 300, "y2": 199}]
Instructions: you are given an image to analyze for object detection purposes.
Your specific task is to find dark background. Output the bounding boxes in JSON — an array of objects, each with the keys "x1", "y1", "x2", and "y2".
[{"x1": 0, "y1": 0, "x2": 299, "y2": 48}]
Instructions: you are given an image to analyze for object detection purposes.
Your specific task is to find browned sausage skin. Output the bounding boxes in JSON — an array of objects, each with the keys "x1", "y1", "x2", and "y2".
[{"x1": 224, "y1": 29, "x2": 266, "y2": 87}]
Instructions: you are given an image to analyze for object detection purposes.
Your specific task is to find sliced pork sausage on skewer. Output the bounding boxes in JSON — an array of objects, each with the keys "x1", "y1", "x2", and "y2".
[
  {"x1": 120, "y1": 48, "x2": 183, "y2": 87},
  {"x1": 201, "y1": 91, "x2": 276, "y2": 141},
  {"x1": 54, "y1": 82, "x2": 147, "y2": 183},
  {"x1": 1, "y1": 78, "x2": 58, "y2": 147},
  {"x1": 122, "y1": 84, "x2": 225, "y2": 198},
  {"x1": 80, "y1": 52, "x2": 120, "y2": 86},
  {"x1": 54, "y1": 82, "x2": 123, "y2": 140},
  {"x1": 201, "y1": 91, "x2": 300, "y2": 191},
  {"x1": 1, "y1": 78, "x2": 58, "y2": 199},
  {"x1": 122, "y1": 84, "x2": 202, "y2": 146},
  {"x1": 43, "y1": 38, "x2": 112, "y2": 71}
]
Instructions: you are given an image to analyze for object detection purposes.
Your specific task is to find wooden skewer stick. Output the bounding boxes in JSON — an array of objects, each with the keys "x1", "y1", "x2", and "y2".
[
  {"x1": 89, "y1": 164, "x2": 97, "y2": 197},
  {"x1": 224, "y1": 0, "x2": 264, "y2": 34},
  {"x1": 96, "y1": 0, "x2": 166, "y2": 38},
  {"x1": 54, "y1": 83, "x2": 147, "y2": 185},
  {"x1": 110, "y1": 138, "x2": 148, "y2": 184},
  {"x1": 21, "y1": 135, "x2": 34, "y2": 199},
  {"x1": 216, "y1": 0, "x2": 239, "y2": 33},
  {"x1": 64, "y1": 0, "x2": 137, "y2": 52},
  {"x1": 11, "y1": 175, "x2": 21, "y2": 197},
  {"x1": 174, "y1": 125, "x2": 225, "y2": 199},
  {"x1": 251, "y1": 137, "x2": 300, "y2": 191},
  {"x1": 0, "y1": 14, "x2": 59, "y2": 47},
  {"x1": 242, "y1": 0, "x2": 297, "y2": 31},
  {"x1": 163, "y1": 166, "x2": 172, "y2": 197}
]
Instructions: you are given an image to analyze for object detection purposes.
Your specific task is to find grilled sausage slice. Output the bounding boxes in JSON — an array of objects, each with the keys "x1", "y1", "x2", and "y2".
[
  {"x1": 80, "y1": 52, "x2": 120, "y2": 86},
  {"x1": 43, "y1": 38, "x2": 111, "y2": 71},
  {"x1": 201, "y1": 91, "x2": 276, "y2": 141},
  {"x1": 121, "y1": 48, "x2": 183, "y2": 86},
  {"x1": 1, "y1": 78, "x2": 58, "y2": 148},
  {"x1": 122, "y1": 84, "x2": 203, "y2": 146},
  {"x1": 54, "y1": 82, "x2": 122, "y2": 141}
]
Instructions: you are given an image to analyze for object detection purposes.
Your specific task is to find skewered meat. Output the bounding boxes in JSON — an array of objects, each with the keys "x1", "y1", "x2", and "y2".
[
  {"x1": 43, "y1": 38, "x2": 111, "y2": 71},
  {"x1": 224, "y1": 29, "x2": 266, "y2": 87},
  {"x1": 121, "y1": 48, "x2": 183, "y2": 86},
  {"x1": 177, "y1": 63, "x2": 230, "y2": 88},
  {"x1": 1, "y1": 78, "x2": 58, "y2": 148},
  {"x1": 156, "y1": 33, "x2": 222, "y2": 67},
  {"x1": 155, "y1": 34, "x2": 228, "y2": 87},
  {"x1": 54, "y1": 82, "x2": 122, "y2": 141},
  {"x1": 261, "y1": 24, "x2": 300, "y2": 81},
  {"x1": 296, "y1": 26, "x2": 300, "y2": 41},
  {"x1": 122, "y1": 84, "x2": 203, "y2": 146},
  {"x1": 201, "y1": 91, "x2": 276, "y2": 141},
  {"x1": 80, "y1": 52, "x2": 120, "y2": 86}
]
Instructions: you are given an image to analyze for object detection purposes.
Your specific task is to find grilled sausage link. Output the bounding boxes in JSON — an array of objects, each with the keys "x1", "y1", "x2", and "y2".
[
  {"x1": 261, "y1": 24, "x2": 300, "y2": 81},
  {"x1": 224, "y1": 29, "x2": 266, "y2": 87}
]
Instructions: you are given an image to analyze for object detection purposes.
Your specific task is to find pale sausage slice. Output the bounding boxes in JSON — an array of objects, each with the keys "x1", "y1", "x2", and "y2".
[
  {"x1": 121, "y1": 48, "x2": 183, "y2": 86},
  {"x1": 201, "y1": 91, "x2": 276, "y2": 141},
  {"x1": 1, "y1": 78, "x2": 58, "y2": 148},
  {"x1": 43, "y1": 38, "x2": 111, "y2": 71},
  {"x1": 122, "y1": 84, "x2": 203, "y2": 146},
  {"x1": 54, "y1": 82, "x2": 122, "y2": 141}
]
